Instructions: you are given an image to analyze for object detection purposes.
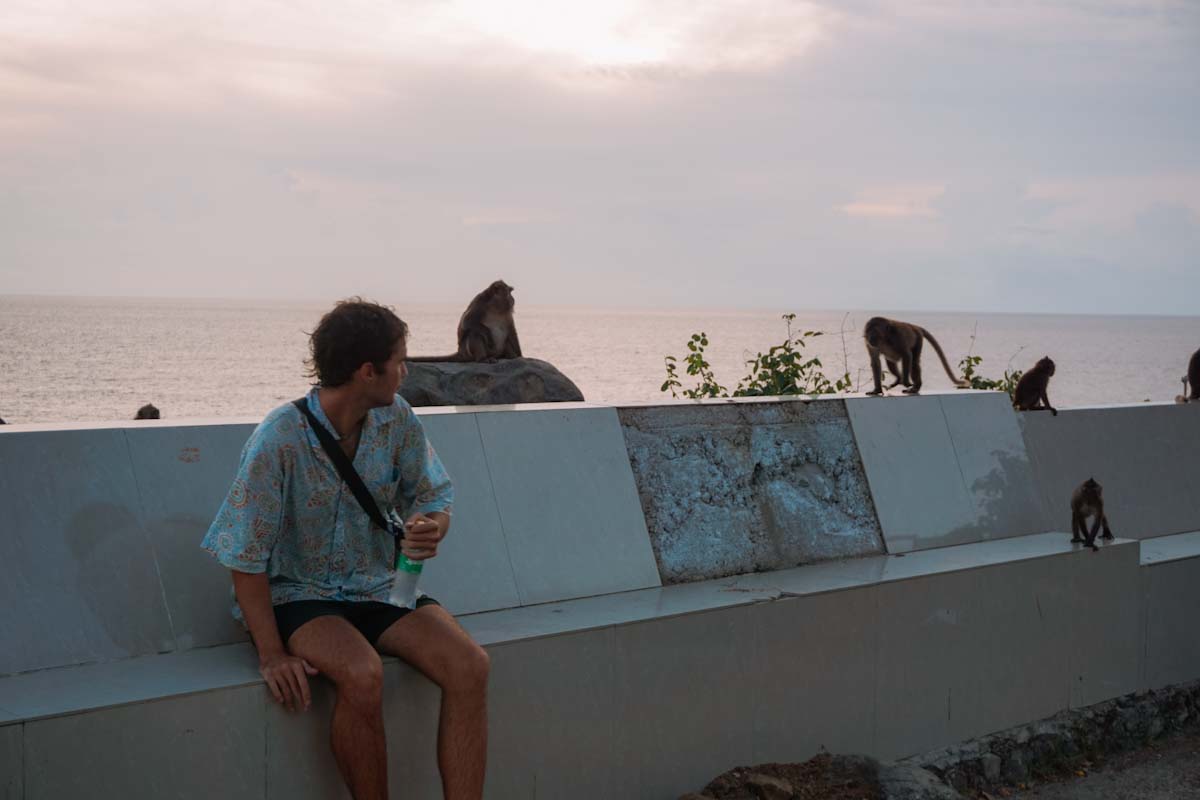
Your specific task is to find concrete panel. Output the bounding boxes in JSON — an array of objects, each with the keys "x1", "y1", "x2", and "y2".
[
  {"x1": 1020, "y1": 406, "x2": 1200, "y2": 539},
  {"x1": 486, "y1": 628, "x2": 617, "y2": 800},
  {"x1": 618, "y1": 401, "x2": 883, "y2": 584},
  {"x1": 751, "y1": 588, "x2": 878, "y2": 762},
  {"x1": 612, "y1": 605, "x2": 756, "y2": 800},
  {"x1": 124, "y1": 423, "x2": 255, "y2": 651},
  {"x1": 24, "y1": 685, "x2": 265, "y2": 800},
  {"x1": 0, "y1": 723, "x2": 20, "y2": 800},
  {"x1": 264, "y1": 676, "x2": 350, "y2": 800},
  {"x1": 845, "y1": 395, "x2": 977, "y2": 553},
  {"x1": 0, "y1": 428, "x2": 175, "y2": 675},
  {"x1": 874, "y1": 570, "x2": 981, "y2": 760},
  {"x1": 0, "y1": 643, "x2": 259, "y2": 723},
  {"x1": 1144, "y1": 558, "x2": 1200, "y2": 690},
  {"x1": 1067, "y1": 540, "x2": 1142, "y2": 707},
  {"x1": 476, "y1": 407, "x2": 660, "y2": 606},
  {"x1": 964, "y1": 555, "x2": 1072, "y2": 737},
  {"x1": 938, "y1": 393, "x2": 1050, "y2": 540},
  {"x1": 415, "y1": 414, "x2": 521, "y2": 616}
]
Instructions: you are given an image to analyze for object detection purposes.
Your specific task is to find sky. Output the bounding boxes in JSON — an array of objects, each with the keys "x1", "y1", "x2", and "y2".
[{"x1": 1, "y1": 1, "x2": 1198, "y2": 314}]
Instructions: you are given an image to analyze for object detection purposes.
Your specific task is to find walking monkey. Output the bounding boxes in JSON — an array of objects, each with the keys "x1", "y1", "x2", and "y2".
[
  {"x1": 1012, "y1": 357, "x2": 1057, "y2": 415},
  {"x1": 407, "y1": 280, "x2": 523, "y2": 363},
  {"x1": 1070, "y1": 478, "x2": 1114, "y2": 552},
  {"x1": 863, "y1": 317, "x2": 967, "y2": 396}
]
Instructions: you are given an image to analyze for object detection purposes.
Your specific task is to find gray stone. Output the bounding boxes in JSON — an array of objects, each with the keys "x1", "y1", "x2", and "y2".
[
  {"x1": 399, "y1": 358, "x2": 584, "y2": 406},
  {"x1": 1002, "y1": 751, "x2": 1029, "y2": 783},
  {"x1": 618, "y1": 399, "x2": 884, "y2": 583},
  {"x1": 744, "y1": 772, "x2": 792, "y2": 800},
  {"x1": 980, "y1": 752, "x2": 1002, "y2": 782},
  {"x1": 878, "y1": 764, "x2": 964, "y2": 799}
]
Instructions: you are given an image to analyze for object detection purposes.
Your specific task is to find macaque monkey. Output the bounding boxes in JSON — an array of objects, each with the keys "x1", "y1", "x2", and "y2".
[
  {"x1": 863, "y1": 317, "x2": 968, "y2": 396},
  {"x1": 407, "y1": 280, "x2": 523, "y2": 363},
  {"x1": 1012, "y1": 357, "x2": 1057, "y2": 415},
  {"x1": 1070, "y1": 477, "x2": 1114, "y2": 552},
  {"x1": 1178, "y1": 348, "x2": 1200, "y2": 403}
]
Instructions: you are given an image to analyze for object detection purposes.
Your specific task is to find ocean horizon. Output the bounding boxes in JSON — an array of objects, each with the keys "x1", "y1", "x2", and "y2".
[{"x1": 2, "y1": 294, "x2": 1197, "y2": 425}]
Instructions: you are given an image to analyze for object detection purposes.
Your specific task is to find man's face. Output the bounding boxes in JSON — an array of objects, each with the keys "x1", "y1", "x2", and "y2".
[{"x1": 367, "y1": 339, "x2": 407, "y2": 406}]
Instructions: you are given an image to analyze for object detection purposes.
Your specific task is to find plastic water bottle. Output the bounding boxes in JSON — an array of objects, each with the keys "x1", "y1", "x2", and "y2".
[
  {"x1": 387, "y1": 514, "x2": 424, "y2": 608},
  {"x1": 388, "y1": 550, "x2": 423, "y2": 609}
]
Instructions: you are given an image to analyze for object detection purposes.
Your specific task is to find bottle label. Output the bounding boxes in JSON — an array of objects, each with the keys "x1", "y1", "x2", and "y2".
[{"x1": 396, "y1": 552, "x2": 424, "y2": 574}]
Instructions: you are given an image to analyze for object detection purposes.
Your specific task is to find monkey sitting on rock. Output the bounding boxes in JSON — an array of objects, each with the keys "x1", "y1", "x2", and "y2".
[
  {"x1": 862, "y1": 316, "x2": 967, "y2": 396},
  {"x1": 1176, "y1": 347, "x2": 1200, "y2": 403},
  {"x1": 1012, "y1": 357, "x2": 1057, "y2": 415},
  {"x1": 1070, "y1": 478, "x2": 1114, "y2": 552},
  {"x1": 407, "y1": 280, "x2": 523, "y2": 363}
]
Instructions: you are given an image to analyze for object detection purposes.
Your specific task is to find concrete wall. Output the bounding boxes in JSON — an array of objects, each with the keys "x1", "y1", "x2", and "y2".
[
  {"x1": 1019, "y1": 403, "x2": 1200, "y2": 539},
  {"x1": 846, "y1": 392, "x2": 1050, "y2": 552},
  {"x1": 3, "y1": 395, "x2": 1200, "y2": 799},
  {"x1": 0, "y1": 404, "x2": 658, "y2": 677}
]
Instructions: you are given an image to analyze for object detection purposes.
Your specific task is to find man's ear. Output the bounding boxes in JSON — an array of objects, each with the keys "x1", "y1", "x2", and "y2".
[{"x1": 356, "y1": 361, "x2": 378, "y2": 382}]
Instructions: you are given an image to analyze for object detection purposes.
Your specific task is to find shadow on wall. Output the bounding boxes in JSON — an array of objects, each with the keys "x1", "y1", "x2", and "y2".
[{"x1": 927, "y1": 448, "x2": 1054, "y2": 551}]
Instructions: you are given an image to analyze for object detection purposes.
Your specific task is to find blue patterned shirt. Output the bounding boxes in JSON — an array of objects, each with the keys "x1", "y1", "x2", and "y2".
[{"x1": 201, "y1": 388, "x2": 453, "y2": 621}]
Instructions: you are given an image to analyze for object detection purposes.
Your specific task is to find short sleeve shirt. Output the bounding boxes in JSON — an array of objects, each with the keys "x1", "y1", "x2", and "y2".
[{"x1": 201, "y1": 388, "x2": 453, "y2": 621}]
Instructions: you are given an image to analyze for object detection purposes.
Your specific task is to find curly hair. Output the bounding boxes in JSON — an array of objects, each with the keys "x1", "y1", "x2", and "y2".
[{"x1": 305, "y1": 298, "x2": 408, "y2": 387}]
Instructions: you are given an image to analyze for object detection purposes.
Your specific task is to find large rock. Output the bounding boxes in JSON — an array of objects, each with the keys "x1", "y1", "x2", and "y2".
[{"x1": 400, "y1": 358, "x2": 585, "y2": 407}]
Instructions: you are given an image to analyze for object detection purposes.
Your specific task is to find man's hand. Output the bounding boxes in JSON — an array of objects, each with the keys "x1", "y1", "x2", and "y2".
[
  {"x1": 259, "y1": 651, "x2": 319, "y2": 712},
  {"x1": 402, "y1": 511, "x2": 449, "y2": 561}
]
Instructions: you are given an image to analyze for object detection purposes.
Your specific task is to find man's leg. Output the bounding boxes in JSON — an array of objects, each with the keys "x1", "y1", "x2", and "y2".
[
  {"x1": 375, "y1": 605, "x2": 489, "y2": 800},
  {"x1": 288, "y1": 616, "x2": 389, "y2": 800}
]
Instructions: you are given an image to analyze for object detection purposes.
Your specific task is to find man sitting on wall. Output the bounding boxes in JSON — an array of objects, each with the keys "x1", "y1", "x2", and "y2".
[{"x1": 201, "y1": 298, "x2": 489, "y2": 800}]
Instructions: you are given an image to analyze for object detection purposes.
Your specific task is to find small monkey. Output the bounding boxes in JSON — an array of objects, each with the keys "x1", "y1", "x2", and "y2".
[
  {"x1": 1012, "y1": 357, "x2": 1057, "y2": 415},
  {"x1": 135, "y1": 403, "x2": 161, "y2": 420},
  {"x1": 1070, "y1": 477, "x2": 1114, "y2": 552},
  {"x1": 407, "y1": 280, "x2": 523, "y2": 363},
  {"x1": 1178, "y1": 347, "x2": 1200, "y2": 403},
  {"x1": 863, "y1": 317, "x2": 968, "y2": 396}
]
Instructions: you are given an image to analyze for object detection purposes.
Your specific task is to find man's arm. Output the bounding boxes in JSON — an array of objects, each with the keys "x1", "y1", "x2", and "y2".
[{"x1": 232, "y1": 570, "x2": 318, "y2": 712}]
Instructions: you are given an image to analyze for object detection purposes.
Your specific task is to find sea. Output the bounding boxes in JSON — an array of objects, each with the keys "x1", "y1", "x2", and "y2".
[{"x1": 1, "y1": 295, "x2": 1197, "y2": 425}]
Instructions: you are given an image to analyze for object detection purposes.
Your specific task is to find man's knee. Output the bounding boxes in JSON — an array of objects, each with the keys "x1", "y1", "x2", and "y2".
[
  {"x1": 442, "y1": 642, "x2": 489, "y2": 694},
  {"x1": 334, "y1": 652, "x2": 385, "y2": 707}
]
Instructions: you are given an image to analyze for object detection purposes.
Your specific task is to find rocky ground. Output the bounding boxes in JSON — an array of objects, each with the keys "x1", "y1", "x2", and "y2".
[{"x1": 1008, "y1": 730, "x2": 1200, "y2": 800}]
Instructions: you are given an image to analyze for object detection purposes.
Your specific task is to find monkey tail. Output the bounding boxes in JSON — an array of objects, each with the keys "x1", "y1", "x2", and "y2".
[{"x1": 918, "y1": 327, "x2": 968, "y2": 387}]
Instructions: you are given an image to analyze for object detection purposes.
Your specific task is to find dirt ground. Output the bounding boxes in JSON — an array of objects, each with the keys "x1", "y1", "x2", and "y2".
[{"x1": 1008, "y1": 731, "x2": 1200, "y2": 800}]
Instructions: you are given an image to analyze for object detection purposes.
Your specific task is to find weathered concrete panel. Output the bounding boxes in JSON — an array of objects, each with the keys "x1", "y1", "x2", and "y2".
[
  {"x1": 845, "y1": 395, "x2": 978, "y2": 553},
  {"x1": 619, "y1": 400, "x2": 883, "y2": 583},
  {"x1": 1020, "y1": 405, "x2": 1200, "y2": 539},
  {"x1": 124, "y1": 423, "x2": 255, "y2": 651},
  {"x1": 0, "y1": 428, "x2": 175, "y2": 675},
  {"x1": 612, "y1": 605, "x2": 756, "y2": 800},
  {"x1": 751, "y1": 588, "x2": 878, "y2": 762},
  {"x1": 476, "y1": 407, "x2": 660, "y2": 605},
  {"x1": 417, "y1": 414, "x2": 522, "y2": 615},
  {"x1": 1144, "y1": 557, "x2": 1200, "y2": 690},
  {"x1": 24, "y1": 685, "x2": 265, "y2": 800},
  {"x1": 0, "y1": 723, "x2": 20, "y2": 800}
]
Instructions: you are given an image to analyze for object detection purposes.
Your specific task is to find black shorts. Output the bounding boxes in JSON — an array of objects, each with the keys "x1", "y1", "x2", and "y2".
[{"x1": 273, "y1": 596, "x2": 440, "y2": 647}]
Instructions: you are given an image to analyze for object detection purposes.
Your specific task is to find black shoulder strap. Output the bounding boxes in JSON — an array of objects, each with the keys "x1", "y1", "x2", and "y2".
[{"x1": 292, "y1": 398, "x2": 395, "y2": 540}]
